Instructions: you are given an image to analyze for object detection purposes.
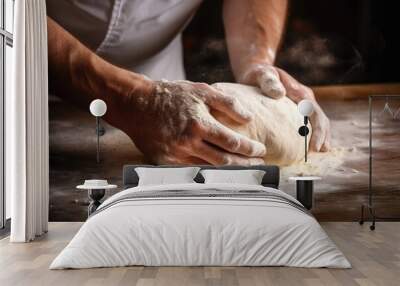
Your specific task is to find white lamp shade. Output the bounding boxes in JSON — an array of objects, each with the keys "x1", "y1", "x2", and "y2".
[
  {"x1": 298, "y1": 99, "x2": 314, "y2": 117},
  {"x1": 89, "y1": 99, "x2": 107, "y2": 117}
]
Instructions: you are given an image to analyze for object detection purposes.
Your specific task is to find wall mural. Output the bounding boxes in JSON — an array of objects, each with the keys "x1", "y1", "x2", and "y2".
[{"x1": 48, "y1": 0, "x2": 400, "y2": 222}]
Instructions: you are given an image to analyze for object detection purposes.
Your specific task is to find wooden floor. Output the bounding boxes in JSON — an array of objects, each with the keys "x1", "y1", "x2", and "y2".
[{"x1": 0, "y1": 222, "x2": 399, "y2": 286}]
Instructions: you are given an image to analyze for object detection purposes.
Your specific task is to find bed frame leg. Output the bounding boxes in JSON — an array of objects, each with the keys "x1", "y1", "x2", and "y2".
[{"x1": 359, "y1": 204, "x2": 364, "y2": 225}]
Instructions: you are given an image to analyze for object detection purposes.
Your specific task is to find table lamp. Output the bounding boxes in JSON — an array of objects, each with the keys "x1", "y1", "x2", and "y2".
[
  {"x1": 89, "y1": 99, "x2": 107, "y2": 163},
  {"x1": 297, "y1": 99, "x2": 314, "y2": 162}
]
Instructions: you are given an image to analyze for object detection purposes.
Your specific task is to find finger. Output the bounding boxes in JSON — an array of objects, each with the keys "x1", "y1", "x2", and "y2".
[
  {"x1": 258, "y1": 67, "x2": 286, "y2": 99},
  {"x1": 276, "y1": 68, "x2": 313, "y2": 102},
  {"x1": 200, "y1": 119, "x2": 266, "y2": 157},
  {"x1": 309, "y1": 128, "x2": 325, "y2": 152},
  {"x1": 320, "y1": 141, "x2": 331, "y2": 152},
  {"x1": 320, "y1": 129, "x2": 331, "y2": 152},
  {"x1": 191, "y1": 141, "x2": 265, "y2": 166},
  {"x1": 198, "y1": 84, "x2": 253, "y2": 124}
]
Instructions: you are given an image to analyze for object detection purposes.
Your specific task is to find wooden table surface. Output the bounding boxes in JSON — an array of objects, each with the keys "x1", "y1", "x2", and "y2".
[{"x1": 312, "y1": 83, "x2": 400, "y2": 99}]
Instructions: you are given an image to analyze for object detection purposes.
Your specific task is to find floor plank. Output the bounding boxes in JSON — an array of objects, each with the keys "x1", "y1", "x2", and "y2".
[{"x1": 1, "y1": 222, "x2": 399, "y2": 286}]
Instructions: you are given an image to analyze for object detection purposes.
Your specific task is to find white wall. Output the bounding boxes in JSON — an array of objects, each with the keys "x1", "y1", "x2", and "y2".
[
  {"x1": 5, "y1": 44, "x2": 13, "y2": 219},
  {"x1": 5, "y1": 0, "x2": 14, "y2": 220}
]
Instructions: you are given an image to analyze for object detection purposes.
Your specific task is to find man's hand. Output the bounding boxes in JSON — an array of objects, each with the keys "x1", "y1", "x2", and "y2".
[
  {"x1": 242, "y1": 64, "x2": 331, "y2": 152},
  {"x1": 223, "y1": 0, "x2": 331, "y2": 152},
  {"x1": 241, "y1": 64, "x2": 286, "y2": 99},
  {"x1": 47, "y1": 17, "x2": 266, "y2": 165},
  {"x1": 276, "y1": 68, "x2": 331, "y2": 152},
  {"x1": 113, "y1": 79, "x2": 266, "y2": 165}
]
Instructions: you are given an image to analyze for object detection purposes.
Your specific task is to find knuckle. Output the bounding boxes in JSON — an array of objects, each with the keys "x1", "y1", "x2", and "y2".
[
  {"x1": 189, "y1": 138, "x2": 202, "y2": 150},
  {"x1": 304, "y1": 86, "x2": 315, "y2": 99},
  {"x1": 194, "y1": 82, "x2": 209, "y2": 90},
  {"x1": 221, "y1": 154, "x2": 233, "y2": 165},
  {"x1": 177, "y1": 138, "x2": 200, "y2": 154},
  {"x1": 263, "y1": 74, "x2": 276, "y2": 83},
  {"x1": 189, "y1": 119, "x2": 203, "y2": 133},
  {"x1": 184, "y1": 118, "x2": 201, "y2": 133},
  {"x1": 227, "y1": 137, "x2": 241, "y2": 153},
  {"x1": 179, "y1": 119, "x2": 204, "y2": 143},
  {"x1": 222, "y1": 96, "x2": 235, "y2": 106}
]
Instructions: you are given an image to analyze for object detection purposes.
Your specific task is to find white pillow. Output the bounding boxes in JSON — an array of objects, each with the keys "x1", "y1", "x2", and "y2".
[
  {"x1": 135, "y1": 167, "x2": 200, "y2": 186},
  {"x1": 200, "y1": 169, "x2": 266, "y2": 185}
]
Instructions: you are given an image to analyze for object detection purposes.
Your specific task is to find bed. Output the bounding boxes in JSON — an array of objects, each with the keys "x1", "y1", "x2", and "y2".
[{"x1": 50, "y1": 165, "x2": 350, "y2": 269}]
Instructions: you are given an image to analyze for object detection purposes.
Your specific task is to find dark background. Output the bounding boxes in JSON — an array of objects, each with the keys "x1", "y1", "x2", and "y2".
[{"x1": 183, "y1": 0, "x2": 399, "y2": 86}]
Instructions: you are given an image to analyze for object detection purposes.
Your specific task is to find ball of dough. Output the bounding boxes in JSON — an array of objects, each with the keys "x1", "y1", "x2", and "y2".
[{"x1": 211, "y1": 83, "x2": 311, "y2": 166}]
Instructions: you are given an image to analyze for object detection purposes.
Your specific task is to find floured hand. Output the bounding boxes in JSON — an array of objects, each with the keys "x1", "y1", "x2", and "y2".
[
  {"x1": 276, "y1": 68, "x2": 331, "y2": 152},
  {"x1": 241, "y1": 63, "x2": 286, "y2": 99},
  {"x1": 240, "y1": 64, "x2": 330, "y2": 152},
  {"x1": 115, "y1": 79, "x2": 266, "y2": 165}
]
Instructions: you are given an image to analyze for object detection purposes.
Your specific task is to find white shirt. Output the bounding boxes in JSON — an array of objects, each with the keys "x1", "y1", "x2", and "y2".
[{"x1": 47, "y1": 0, "x2": 203, "y2": 80}]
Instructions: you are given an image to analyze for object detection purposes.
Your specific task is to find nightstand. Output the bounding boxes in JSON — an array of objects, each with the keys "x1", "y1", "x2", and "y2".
[
  {"x1": 289, "y1": 176, "x2": 321, "y2": 210},
  {"x1": 77, "y1": 180, "x2": 117, "y2": 216}
]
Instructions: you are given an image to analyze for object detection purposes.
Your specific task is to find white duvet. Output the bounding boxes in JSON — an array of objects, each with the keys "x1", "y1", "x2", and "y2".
[{"x1": 50, "y1": 183, "x2": 350, "y2": 269}]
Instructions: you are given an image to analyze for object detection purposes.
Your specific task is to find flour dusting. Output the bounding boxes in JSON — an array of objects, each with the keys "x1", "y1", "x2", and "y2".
[{"x1": 281, "y1": 144, "x2": 365, "y2": 181}]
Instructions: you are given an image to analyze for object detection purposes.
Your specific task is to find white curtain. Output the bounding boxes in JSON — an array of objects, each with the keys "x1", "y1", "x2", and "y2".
[{"x1": 8, "y1": 0, "x2": 49, "y2": 242}]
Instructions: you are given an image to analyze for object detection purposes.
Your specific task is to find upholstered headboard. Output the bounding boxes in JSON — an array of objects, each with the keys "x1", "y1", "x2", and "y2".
[{"x1": 122, "y1": 165, "x2": 280, "y2": 189}]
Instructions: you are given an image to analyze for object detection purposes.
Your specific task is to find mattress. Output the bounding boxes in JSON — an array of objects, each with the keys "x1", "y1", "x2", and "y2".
[{"x1": 50, "y1": 183, "x2": 350, "y2": 269}]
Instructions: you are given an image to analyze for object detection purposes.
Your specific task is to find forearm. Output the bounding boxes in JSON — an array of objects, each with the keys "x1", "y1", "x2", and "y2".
[
  {"x1": 223, "y1": 0, "x2": 288, "y2": 82},
  {"x1": 47, "y1": 17, "x2": 152, "y2": 124}
]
